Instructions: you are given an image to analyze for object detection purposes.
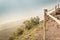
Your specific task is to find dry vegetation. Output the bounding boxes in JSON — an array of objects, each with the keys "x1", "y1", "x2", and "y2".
[{"x1": 8, "y1": 16, "x2": 44, "y2": 40}]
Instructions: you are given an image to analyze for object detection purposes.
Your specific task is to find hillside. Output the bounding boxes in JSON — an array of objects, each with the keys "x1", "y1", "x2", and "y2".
[
  {"x1": 0, "y1": 8, "x2": 60, "y2": 40},
  {"x1": 8, "y1": 16, "x2": 44, "y2": 40},
  {"x1": 10, "y1": 8, "x2": 60, "y2": 40},
  {"x1": 0, "y1": 20, "x2": 23, "y2": 40},
  {"x1": 16, "y1": 14, "x2": 60, "y2": 40},
  {"x1": 17, "y1": 21, "x2": 44, "y2": 40}
]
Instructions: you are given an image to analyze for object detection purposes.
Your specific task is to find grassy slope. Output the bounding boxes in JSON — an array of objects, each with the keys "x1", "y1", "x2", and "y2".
[{"x1": 13, "y1": 21, "x2": 44, "y2": 40}]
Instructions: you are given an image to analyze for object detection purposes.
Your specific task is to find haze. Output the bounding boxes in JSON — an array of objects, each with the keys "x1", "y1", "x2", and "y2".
[{"x1": 0, "y1": 0, "x2": 59, "y2": 25}]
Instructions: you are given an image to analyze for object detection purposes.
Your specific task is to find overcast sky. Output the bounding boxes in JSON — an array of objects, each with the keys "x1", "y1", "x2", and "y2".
[{"x1": 0, "y1": 0, "x2": 59, "y2": 24}]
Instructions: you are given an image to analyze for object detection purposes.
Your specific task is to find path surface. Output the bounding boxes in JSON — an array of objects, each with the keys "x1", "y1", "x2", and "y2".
[{"x1": 46, "y1": 13, "x2": 60, "y2": 40}]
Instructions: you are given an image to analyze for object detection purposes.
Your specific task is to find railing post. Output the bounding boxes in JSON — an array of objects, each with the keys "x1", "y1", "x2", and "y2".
[
  {"x1": 58, "y1": 0, "x2": 59, "y2": 8},
  {"x1": 55, "y1": 5, "x2": 57, "y2": 10},
  {"x1": 58, "y1": 4, "x2": 59, "y2": 8},
  {"x1": 43, "y1": 9, "x2": 47, "y2": 40}
]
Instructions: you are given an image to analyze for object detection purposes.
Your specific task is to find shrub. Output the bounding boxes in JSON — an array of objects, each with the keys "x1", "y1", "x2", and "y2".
[
  {"x1": 24, "y1": 21, "x2": 33, "y2": 30},
  {"x1": 17, "y1": 28, "x2": 24, "y2": 36},
  {"x1": 24, "y1": 16, "x2": 40, "y2": 30},
  {"x1": 8, "y1": 36, "x2": 14, "y2": 40},
  {"x1": 14, "y1": 28, "x2": 24, "y2": 36},
  {"x1": 26, "y1": 22, "x2": 33, "y2": 30},
  {"x1": 31, "y1": 16, "x2": 40, "y2": 25}
]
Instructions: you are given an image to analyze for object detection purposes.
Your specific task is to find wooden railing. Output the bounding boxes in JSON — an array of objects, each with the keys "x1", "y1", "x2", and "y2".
[{"x1": 47, "y1": 10, "x2": 60, "y2": 25}]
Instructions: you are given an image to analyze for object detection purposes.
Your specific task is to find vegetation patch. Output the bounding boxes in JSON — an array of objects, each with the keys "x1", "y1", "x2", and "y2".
[{"x1": 8, "y1": 16, "x2": 40, "y2": 40}]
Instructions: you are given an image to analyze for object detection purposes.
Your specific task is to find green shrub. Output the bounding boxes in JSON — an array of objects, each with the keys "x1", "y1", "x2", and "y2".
[
  {"x1": 13, "y1": 28, "x2": 24, "y2": 36},
  {"x1": 26, "y1": 22, "x2": 33, "y2": 30},
  {"x1": 8, "y1": 36, "x2": 14, "y2": 40},
  {"x1": 17, "y1": 28, "x2": 24, "y2": 36},
  {"x1": 24, "y1": 21, "x2": 33, "y2": 30},
  {"x1": 31, "y1": 16, "x2": 40, "y2": 25},
  {"x1": 23, "y1": 16, "x2": 40, "y2": 30}
]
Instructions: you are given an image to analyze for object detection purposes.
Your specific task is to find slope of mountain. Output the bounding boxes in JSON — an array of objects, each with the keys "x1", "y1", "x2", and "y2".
[
  {"x1": 1, "y1": 8, "x2": 60, "y2": 40},
  {"x1": 0, "y1": 20, "x2": 23, "y2": 40},
  {"x1": 21, "y1": 21, "x2": 44, "y2": 40},
  {"x1": 19, "y1": 8, "x2": 60, "y2": 40},
  {"x1": 7, "y1": 17, "x2": 44, "y2": 40}
]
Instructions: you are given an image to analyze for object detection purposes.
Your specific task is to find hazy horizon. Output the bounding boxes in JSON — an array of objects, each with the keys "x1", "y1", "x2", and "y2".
[{"x1": 0, "y1": 0, "x2": 59, "y2": 25}]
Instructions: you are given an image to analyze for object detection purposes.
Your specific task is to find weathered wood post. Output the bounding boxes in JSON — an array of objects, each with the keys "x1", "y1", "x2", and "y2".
[
  {"x1": 58, "y1": 0, "x2": 59, "y2": 8},
  {"x1": 55, "y1": 5, "x2": 57, "y2": 10},
  {"x1": 58, "y1": 4, "x2": 59, "y2": 8},
  {"x1": 43, "y1": 9, "x2": 47, "y2": 40}
]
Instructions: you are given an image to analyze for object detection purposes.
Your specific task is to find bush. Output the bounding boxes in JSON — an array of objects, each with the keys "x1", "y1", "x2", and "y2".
[
  {"x1": 24, "y1": 16, "x2": 40, "y2": 30},
  {"x1": 26, "y1": 21, "x2": 33, "y2": 30},
  {"x1": 17, "y1": 28, "x2": 24, "y2": 36},
  {"x1": 24, "y1": 20, "x2": 33, "y2": 30},
  {"x1": 31, "y1": 16, "x2": 40, "y2": 25},
  {"x1": 8, "y1": 36, "x2": 14, "y2": 40},
  {"x1": 13, "y1": 28, "x2": 24, "y2": 36}
]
